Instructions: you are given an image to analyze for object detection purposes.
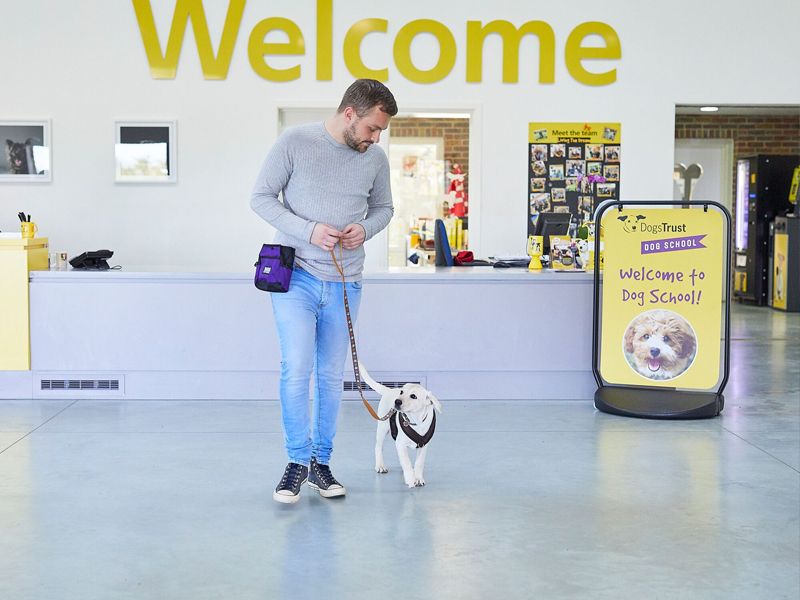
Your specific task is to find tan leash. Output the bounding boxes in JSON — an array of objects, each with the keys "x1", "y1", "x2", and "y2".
[{"x1": 330, "y1": 243, "x2": 395, "y2": 421}]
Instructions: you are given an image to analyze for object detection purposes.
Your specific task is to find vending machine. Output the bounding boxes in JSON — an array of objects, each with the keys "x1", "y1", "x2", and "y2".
[
  {"x1": 770, "y1": 216, "x2": 800, "y2": 312},
  {"x1": 733, "y1": 154, "x2": 799, "y2": 305}
]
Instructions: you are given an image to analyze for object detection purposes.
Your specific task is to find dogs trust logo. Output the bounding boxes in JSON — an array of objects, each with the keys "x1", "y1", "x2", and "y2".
[
  {"x1": 618, "y1": 214, "x2": 646, "y2": 233},
  {"x1": 617, "y1": 214, "x2": 707, "y2": 254}
]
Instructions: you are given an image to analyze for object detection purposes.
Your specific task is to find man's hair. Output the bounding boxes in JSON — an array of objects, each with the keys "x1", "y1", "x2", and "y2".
[{"x1": 337, "y1": 79, "x2": 398, "y2": 117}]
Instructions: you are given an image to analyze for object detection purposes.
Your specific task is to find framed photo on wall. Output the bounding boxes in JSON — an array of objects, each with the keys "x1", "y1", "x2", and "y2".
[
  {"x1": 0, "y1": 120, "x2": 52, "y2": 182},
  {"x1": 115, "y1": 121, "x2": 176, "y2": 183}
]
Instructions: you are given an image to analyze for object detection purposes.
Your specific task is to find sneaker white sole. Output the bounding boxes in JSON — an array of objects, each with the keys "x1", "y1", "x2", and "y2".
[
  {"x1": 273, "y1": 478, "x2": 307, "y2": 503},
  {"x1": 273, "y1": 491, "x2": 300, "y2": 504},
  {"x1": 307, "y1": 482, "x2": 346, "y2": 498}
]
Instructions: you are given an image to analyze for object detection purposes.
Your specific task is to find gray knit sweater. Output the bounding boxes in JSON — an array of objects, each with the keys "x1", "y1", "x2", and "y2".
[{"x1": 250, "y1": 122, "x2": 394, "y2": 281}]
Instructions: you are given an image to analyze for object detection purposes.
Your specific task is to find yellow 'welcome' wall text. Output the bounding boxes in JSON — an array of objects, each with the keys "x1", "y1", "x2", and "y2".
[{"x1": 132, "y1": 0, "x2": 621, "y2": 85}]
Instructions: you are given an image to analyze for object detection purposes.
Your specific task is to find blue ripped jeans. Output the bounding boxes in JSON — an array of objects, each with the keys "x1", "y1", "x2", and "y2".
[{"x1": 270, "y1": 267, "x2": 362, "y2": 466}]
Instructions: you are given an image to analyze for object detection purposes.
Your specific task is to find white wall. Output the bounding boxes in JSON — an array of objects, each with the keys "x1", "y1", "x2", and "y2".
[{"x1": 1, "y1": 0, "x2": 798, "y2": 269}]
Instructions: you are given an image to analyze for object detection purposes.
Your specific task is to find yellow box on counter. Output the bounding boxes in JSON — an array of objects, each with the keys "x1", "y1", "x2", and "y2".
[{"x1": 0, "y1": 237, "x2": 49, "y2": 370}]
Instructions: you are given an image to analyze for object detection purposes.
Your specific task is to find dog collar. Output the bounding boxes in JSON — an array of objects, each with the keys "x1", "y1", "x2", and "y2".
[{"x1": 390, "y1": 411, "x2": 436, "y2": 448}]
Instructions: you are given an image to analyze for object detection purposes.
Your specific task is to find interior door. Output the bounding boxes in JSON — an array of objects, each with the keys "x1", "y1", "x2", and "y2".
[{"x1": 674, "y1": 139, "x2": 733, "y2": 212}]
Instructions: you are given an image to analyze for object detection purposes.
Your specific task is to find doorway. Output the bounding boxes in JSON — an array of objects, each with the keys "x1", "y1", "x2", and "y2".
[
  {"x1": 387, "y1": 113, "x2": 472, "y2": 267},
  {"x1": 674, "y1": 105, "x2": 800, "y2": 212},
  {"x1": 674, "y1": 104, "x2": 800, "y2": 303},
  {"x1": 276, "y1": 107, "x2": 478, "y2": 269}
]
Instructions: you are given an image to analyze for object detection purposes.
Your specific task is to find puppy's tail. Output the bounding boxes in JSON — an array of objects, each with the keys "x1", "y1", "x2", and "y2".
[{"x1": 358, "y1": 361, "x2": 388, "y2": 395}]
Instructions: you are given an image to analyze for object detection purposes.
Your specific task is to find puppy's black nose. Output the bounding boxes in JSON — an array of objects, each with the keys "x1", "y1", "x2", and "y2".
[
  {"x1": 394, "y1": 398, "x2": 402, "y2": 408},
  {"x1": 650, "y1": 348, "x2": 660, "y2": 357}
]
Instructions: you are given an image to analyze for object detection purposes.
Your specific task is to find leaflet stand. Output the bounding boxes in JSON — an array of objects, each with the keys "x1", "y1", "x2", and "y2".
[
  {"x1": 0, "y1": 237, "x2": 49, "y2": 370},
  {"x1": 591, "y1": 201, "x2": 732, "y2": 419}
]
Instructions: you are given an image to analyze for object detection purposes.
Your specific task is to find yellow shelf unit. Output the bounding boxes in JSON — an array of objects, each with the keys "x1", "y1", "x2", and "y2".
[{"x1": 0, "y1": 237, "x2": 49, "y2": 370}]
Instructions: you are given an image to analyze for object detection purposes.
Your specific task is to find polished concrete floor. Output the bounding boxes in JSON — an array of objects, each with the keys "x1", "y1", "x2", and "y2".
[{"x1": 0, "y1": 304, "x2": 798, "y2": 599}]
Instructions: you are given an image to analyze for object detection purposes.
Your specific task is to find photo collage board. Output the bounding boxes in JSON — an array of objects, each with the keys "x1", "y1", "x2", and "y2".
[{"x1": 528, "y1": 122, "x2": 621, "y2": 237}]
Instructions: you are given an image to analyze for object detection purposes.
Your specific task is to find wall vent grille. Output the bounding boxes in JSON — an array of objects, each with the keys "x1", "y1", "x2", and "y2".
[
  {"x1": 343, "y1": 381, "x2": 420, "y2": 392},
  {"x1": 41, "y1": 379, "x2": 120, "y2": 391}
]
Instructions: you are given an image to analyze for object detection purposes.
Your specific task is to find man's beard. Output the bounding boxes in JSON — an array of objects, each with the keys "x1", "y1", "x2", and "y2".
[{"x1": 343, "y1": 122, "x2": 371, "y2": 153}]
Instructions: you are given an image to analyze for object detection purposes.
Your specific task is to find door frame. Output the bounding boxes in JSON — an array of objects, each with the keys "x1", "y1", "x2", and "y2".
[{"x1": 389, "y1": 105, "x2": 482, "y2": 258}]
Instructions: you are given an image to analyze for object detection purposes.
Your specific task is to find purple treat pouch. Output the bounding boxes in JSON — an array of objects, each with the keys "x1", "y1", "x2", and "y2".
[{"x1": 254, "y1": 244, "x2": 295, "y2": 293}]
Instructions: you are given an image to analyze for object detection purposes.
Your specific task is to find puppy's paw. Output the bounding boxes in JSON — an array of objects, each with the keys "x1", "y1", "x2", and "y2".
[
  {"x1": 414, "y1": 477, "x2": 426, "y2": 487},
  {"x1": 406, "y1": 481, "x2": 417, "y2": 488},
  {"x1": 375, "y1": 464, "x2": 388, "y2": 474}
]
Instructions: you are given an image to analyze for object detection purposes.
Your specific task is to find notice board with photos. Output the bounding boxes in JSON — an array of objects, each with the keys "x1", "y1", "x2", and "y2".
[{"x1": 528, "y1": 122, "x2": 621, "y2": 237}]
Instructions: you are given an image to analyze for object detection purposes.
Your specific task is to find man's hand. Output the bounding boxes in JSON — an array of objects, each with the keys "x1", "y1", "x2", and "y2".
[
  {"x1": 310, "y1": 223, "x2": 343, "y2": 251},
  {"x1": 341, "y1": 223, "x2": 366, "y2": 250}
]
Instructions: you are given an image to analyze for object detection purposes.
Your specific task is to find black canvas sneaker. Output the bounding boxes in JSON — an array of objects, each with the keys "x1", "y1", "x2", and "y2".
[
  {"x1": 273, "y1": 462, "x2": 308, "y2": 504},
  {"x1": 307, "y1": 458, "x2": 346, "y2": 498}
]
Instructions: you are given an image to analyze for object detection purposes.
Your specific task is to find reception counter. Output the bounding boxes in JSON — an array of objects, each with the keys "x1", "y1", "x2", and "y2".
[{"x1": 0, "y1": 267, "x2": 596, "y2": 400}]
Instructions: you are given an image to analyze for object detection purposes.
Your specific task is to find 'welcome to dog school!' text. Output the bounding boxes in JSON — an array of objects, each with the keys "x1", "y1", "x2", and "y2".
[{"x1": 619, "y1": 265, "x2": 707, "y2": 307}]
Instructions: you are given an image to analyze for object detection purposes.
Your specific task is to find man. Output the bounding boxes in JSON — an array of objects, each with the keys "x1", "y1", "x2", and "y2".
[{"x1": 251, "y1": 79, "x2": 397, "y2": 504}]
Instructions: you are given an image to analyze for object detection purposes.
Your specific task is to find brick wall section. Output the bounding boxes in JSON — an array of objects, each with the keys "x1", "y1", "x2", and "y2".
[
  {"x1": 675, "y1": 114, "x2": 800, "y2": 157},
  {"x1": 390, "y1": 117, "x2": 470, "y2": 196}
]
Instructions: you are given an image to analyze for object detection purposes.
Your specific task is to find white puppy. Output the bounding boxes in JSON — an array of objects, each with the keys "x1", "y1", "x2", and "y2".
[{"x1": 358, "y1": 362, "x2": 442, "y2": 488}]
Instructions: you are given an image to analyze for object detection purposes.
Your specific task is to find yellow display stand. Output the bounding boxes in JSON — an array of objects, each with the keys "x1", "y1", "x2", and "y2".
[{"x1": 0, "y1": 237, "x2": 49, "y2": 370}]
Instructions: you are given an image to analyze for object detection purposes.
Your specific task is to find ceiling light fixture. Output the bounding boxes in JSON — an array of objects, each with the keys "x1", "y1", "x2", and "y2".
[{"x1": 699, "y1": 106, "x2": 719, "y2": 112}]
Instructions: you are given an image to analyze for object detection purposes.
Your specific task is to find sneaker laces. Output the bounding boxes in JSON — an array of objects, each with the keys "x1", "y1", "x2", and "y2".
[
  {"x1": 279, "y1": 463, "x2": 306, "y2": 488},
  {"x1": 313, "y1": 462, "x2": 340, "y2": 487}
]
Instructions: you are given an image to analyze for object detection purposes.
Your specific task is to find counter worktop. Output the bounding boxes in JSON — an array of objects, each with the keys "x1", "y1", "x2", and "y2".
[{"x1": 30, "y1": 265, "x2": 594, "y2": 284}]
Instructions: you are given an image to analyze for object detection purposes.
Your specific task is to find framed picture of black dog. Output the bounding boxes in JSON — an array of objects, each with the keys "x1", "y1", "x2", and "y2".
[
  {"x1": 0, "y1": 120, "x2": 52, "y2": 182},
  {"x1": 115, "y1": 121, "x2": 177, "y2": 183}
]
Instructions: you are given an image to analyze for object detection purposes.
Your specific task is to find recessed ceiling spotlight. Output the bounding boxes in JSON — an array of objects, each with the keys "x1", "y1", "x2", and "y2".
[{"x1": 700, "y1": 106, "x2": 719, "y2": 112}]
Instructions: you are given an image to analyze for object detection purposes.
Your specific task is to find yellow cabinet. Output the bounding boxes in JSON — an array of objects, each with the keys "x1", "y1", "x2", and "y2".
[{"x1": 0, "y1": 237, "x2": 49, "y2": 370}]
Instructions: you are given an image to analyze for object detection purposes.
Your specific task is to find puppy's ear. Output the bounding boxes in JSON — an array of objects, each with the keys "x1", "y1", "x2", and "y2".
[
  {"x1": 677, "y1": 329, "x2": 696, "y2": 359},
  {"x1": 427, "y1": 392, "x2": 442, "y2": 413},
  {"x1": 624, "y1": 325, "x2": 636, "y2": 353}
]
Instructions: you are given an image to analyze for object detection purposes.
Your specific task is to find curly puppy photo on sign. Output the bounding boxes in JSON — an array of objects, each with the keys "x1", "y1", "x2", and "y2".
[{"x1": 623, "y1": 309, "x2": 697, "y2": 381}]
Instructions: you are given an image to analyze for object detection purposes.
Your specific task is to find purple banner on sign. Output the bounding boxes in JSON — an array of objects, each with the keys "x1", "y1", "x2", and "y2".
[{"x1": 641, "y1": 235, "x2": 707, "y2": 255}]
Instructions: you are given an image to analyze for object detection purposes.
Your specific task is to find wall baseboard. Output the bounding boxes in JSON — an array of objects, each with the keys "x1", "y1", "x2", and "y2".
[{"x1": 0, "y1": 370, "x2": 597, "y2": 401}]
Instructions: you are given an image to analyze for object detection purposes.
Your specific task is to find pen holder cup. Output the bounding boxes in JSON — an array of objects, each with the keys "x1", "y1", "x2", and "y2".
[{"x1": 21, "y1": 222, "x2": 38, "y2": 239}]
